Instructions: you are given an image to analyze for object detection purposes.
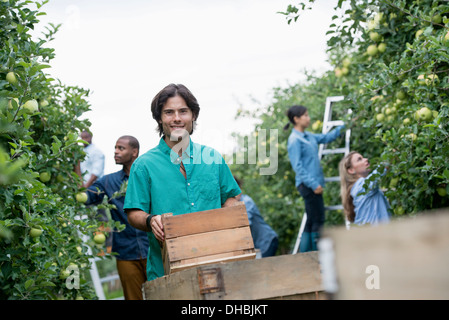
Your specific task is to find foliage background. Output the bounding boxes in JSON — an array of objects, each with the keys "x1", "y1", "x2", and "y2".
[
  {"x1": 2, "y1": 0, "x2": 449, "y2": 298},
  {"x1": 231, "y1": 0, "x2": 449, "y2": 254},
  {"x1": 1, "y1": 0, "x2": 116, "y2": 300}
]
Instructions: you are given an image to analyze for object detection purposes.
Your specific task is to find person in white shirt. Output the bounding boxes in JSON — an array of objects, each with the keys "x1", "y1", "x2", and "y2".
[
  {"x1": 80, "y1": 130, "x2": 105, "y2": 188},
  {"x1": 76, "y1": 130, "x2": 110, "y2": 251}
]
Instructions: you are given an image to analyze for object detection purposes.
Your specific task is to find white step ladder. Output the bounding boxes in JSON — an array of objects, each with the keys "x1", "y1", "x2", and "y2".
[{"x1": 292, "y1": 96, "x2": 351, "y2": 254}]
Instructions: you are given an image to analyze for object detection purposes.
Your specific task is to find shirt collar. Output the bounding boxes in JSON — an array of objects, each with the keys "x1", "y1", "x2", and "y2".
[
  {"x1": 292, "y1": 128, "x2": 307, "y2": 137},
  {"x1": 158, "y1": 136, "x2": 195, "y2": 163},
  {"x1": 118, "y1": 169, "x2": 128, "y2": 179}
]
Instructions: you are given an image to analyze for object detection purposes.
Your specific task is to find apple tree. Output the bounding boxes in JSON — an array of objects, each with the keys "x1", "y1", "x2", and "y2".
[
  {"x1": 1, "y1": 0, "x2": 115, "y2": 299},
  {"x1": 280, "y1": 0, "x2": 449, "y2": 216},
  {"x1": 231, "y1": 0, "x2": 449, "y2": 253}
]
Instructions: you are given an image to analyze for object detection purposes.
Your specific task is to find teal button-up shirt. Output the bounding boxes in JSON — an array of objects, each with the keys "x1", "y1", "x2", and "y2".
[{"x1": 124, "y1": 137, "x2": 241, "y2": 281}]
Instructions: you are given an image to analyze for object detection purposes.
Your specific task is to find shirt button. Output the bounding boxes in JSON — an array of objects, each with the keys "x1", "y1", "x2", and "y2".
[
  {"x1": 191, "y1": 203, "x2": 194, "y2": 206},
  {"x1": 187, "y1": 183, "x2": 190, "y2": 186}
]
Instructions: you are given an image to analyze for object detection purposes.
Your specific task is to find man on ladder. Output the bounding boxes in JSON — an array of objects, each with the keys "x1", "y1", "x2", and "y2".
[{"x1": 287, "y1": 96, "x2": 351, "y2": 254}]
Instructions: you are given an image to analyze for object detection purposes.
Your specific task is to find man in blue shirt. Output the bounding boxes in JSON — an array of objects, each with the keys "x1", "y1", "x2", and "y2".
[
  {"x1": 234, "y1": 176, "x2": 278, "y2": 257},
  {"x1": 86, "y1": 135, "x2": 149, "y2": 300}
]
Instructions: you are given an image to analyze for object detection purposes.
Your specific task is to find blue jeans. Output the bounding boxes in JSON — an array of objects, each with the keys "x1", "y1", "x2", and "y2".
[
  {"x1": 297, "y1": 183, "x2": 325, "y2": 233},
  {"x1": 262, "y1": 237, "x2": 278, "y2": 258}
]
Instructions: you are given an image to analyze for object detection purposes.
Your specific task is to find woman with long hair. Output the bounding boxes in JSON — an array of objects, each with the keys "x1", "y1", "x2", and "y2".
[
  {"x1": 339, "y1": 151, "x2": 391, "y2": 225},
  {"x1": 285, "y1": 105, "x2": 345, "y2": 252}
]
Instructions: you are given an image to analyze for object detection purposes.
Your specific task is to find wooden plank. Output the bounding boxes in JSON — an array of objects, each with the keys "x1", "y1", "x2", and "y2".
[
  {"x1": 143, "y1": 267, "x2": 202, "y2": 300},
  {"x1": 169, "y1": 251, "x2": 256, "y2": 273},
  {"x1": 322, "y1": 209, "x2": 449, "y2": 299},
  {"x1": 214, "y1": 252, "x2": 322, "y2": 300},
  {"x1": 267, "y1": 292, "x2": 326, "y2": 300},
  {"x1": 144, "y1": 252, "x2": 323, "y2": 300},
  {"x1": 165, "y1": 226, "x2": 254, "y2": 262},
  {"x1": 162, "y1": 203, "x2": 249, "y2": 239}
]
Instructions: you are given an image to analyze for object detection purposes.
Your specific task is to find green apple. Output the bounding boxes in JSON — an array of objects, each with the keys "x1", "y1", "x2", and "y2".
[
  {"x1": 417, "y1": 74, "x2": 426, "y2": 85},
  {"x1": 29, "y1": 227, "x2": 43, "y2": 238},
  {"x1": 94, "y1": 233, "x2": 106, "y2": 244},
  {"x1": 39, "y1": 171, "x2": 51, "y2": 183},
  {"x1": 395, "y1": 206, "x2": 405, "y2": 215},
  {"x1": 334, "y1": 67, "x2": 343, "y2": 78},
  {"x1": 403, "y1": 118, "x2": 411, "y2": 125},
  {"x1": 56, "y1": 174, "x2": 65, "y2": 183},
  {"x1": 367, "y1": 19, "x2": 378, "y2": 31},
  {"x1": 408, "y1": 133, "x2": 417, "y2": 141},
  {"x1": 8, "y1": 98, "x2": 19, "y2": 109},
  {"x1": 342, "y1": 58, "x2": 351, "y2": 68},
  {"x1": 6, "y1": 72, "x2": 18, "y2": 86},
  {"x1": 341, "y1": 66, "x2": 349, "y2": 75},
  {"x1": 416, "y1": 107, "x2": 433, "y2": 121},
  {"x1": 311, "y1": 120, "x2": 322, "y2": 132},
  {"x1": 385, "y1": 107, "x2": 396, "y2": 115},
  {"x1": 22, "y1": 99, "x2": 39, "y2": 113},
  {"x1": 367, "y1": 44, "x2": 378, "y2": 56},
  {"x1": 437, "y1": 187, "x2": 447, "y2": 197},
  {"x1": 426, "y1": 74, "x2": 439, "y2": 85},
  {"x1": 415, "y1": 29, "x2": 424, "y2": 39},
  {"x1": 60, "y1": 269, "x2": 71, "y2": 279},
  {"x1": 369, "y1": 32, "x2": 381, "y2": 42},
  {"x1": 389, "y1": 177, "x2": 399, "y2": 188},
  {"x1": 396, "y1": 91, "x2": 406, "y2": 100},
  {"x1": 377, "y1": 42, "x2": 387, "y2": 53},
  {"x1": 444, "y1": 31, "x2": 449, "y2": 42},
  {"x1": 75, "y1": 192, "x2": 88, "y2": 203},
  {"x1": 432, "y1": 110, "x2": 438, "y2": 119},
  {"x1": 432, "y1": 14, "x2": 442, "y2": 24},
  {"x1": 376, "y1": 113, "x2": 385, "y2": 122},
  {"x1": 39, "y1": 99, "x2": 49, "y2": 107}
]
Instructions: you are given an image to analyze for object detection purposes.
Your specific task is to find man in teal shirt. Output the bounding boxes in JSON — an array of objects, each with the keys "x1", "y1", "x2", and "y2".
[{"x1": 124, "y1": 84, "x2": 241, "y2": 281}]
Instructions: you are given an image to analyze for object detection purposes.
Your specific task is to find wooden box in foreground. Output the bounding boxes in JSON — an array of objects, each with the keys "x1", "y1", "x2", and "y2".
[
  {"x1": 161, "y1": 203, "x2": 256, "y2": 275},
  {"x1": 144, "y1": 252, "x2": 324, "y2": 300},
  {"x1": 320, "y1": 209, "x2": 449, "y2": 299}
]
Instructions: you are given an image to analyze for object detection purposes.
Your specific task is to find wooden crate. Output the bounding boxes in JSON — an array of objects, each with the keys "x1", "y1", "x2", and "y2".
[
  {"x1": 143, "y1": 252, "x2": 324, "y2": 300},
  {"x1": 320, "y1": 209, "x2": 449, "y2": 299},
  {"x1": 161, "y1": 203, "x2": 256, "y2": 275}
]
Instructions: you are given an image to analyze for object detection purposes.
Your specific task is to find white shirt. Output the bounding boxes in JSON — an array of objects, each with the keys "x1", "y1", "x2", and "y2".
[{"x1": 80, "y1": 143, "x2": 105, "y2": 184}]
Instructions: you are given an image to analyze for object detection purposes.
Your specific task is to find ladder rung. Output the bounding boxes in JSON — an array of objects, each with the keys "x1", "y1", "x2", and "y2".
[
  {"x1": 325, "y1": 120, "x2": 345, "y2": 127},
  {"x1": 324, "y1": 176, "x2": 340, "y2": 182},
  {"x1": 321, "y1": 148, "x2": 347, "y2": 155},
  {"x1": 100, "y1": 274, "x2": 120, "y2": 283},
  {"x1": 325, "y1": 205, "x2": 343, "y2": 211}
]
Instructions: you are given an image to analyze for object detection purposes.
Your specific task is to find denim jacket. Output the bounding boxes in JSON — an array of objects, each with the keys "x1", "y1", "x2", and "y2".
[{"x1": 287, "y1": 125, "x2": 345, "y2": 190}]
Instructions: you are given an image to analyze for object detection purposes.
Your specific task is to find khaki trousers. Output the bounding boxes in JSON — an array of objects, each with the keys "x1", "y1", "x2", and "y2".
[{"x1": 116, "y1": 258, "x2": 147, "y2": 300}]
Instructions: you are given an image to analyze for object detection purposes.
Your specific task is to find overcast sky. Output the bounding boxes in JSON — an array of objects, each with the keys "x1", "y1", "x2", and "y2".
[{"x1": 34, "y1": 0, "x2": 336, "y2": 174}]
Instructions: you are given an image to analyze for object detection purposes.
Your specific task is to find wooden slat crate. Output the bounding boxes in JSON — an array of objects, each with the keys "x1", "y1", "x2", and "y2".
[
  {"x1": 161, "y1": 202, "x2": 256, "y2": 275},
  {"x1": 143, "y1": 252, "x2": 324, "y2": 300},
  {"x1": 320, "y1": 209, "x2": 449, "y2": 299}
]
